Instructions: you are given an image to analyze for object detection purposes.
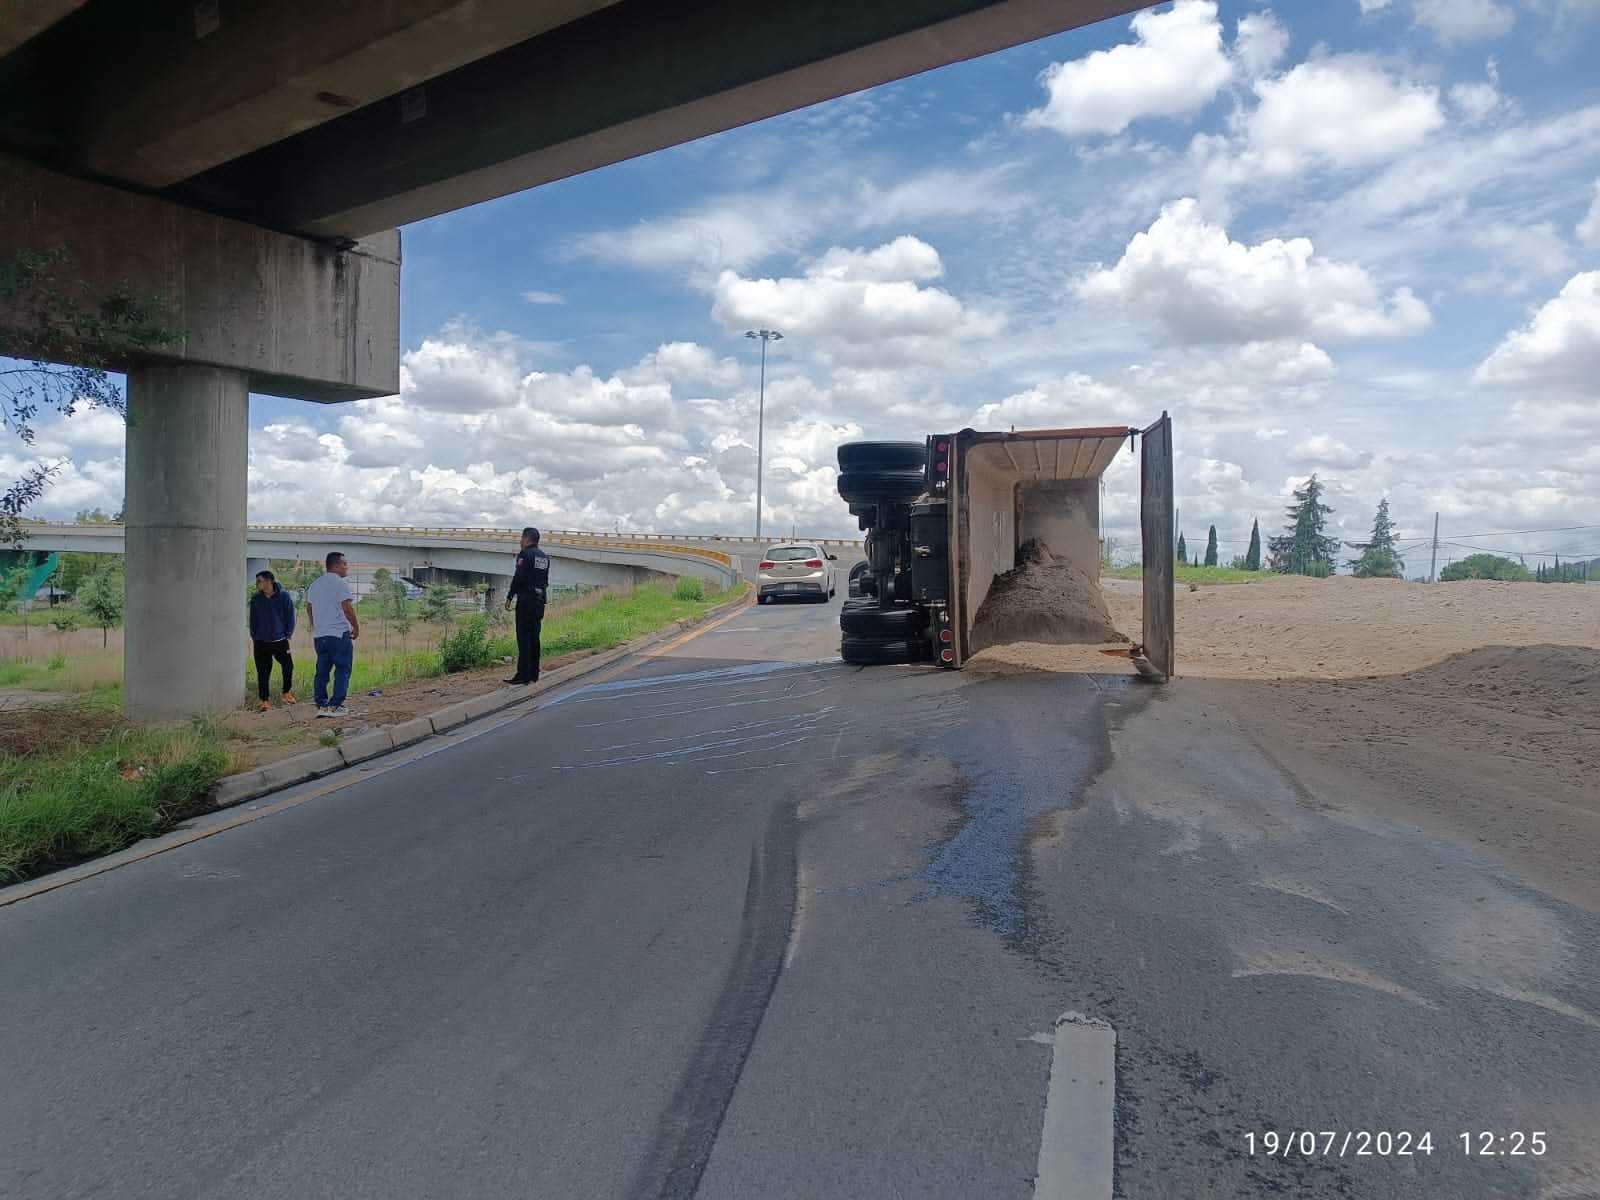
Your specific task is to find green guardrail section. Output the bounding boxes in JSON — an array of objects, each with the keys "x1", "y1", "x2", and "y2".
[{"x1": 0, "y1": 551, "x2": 60, "y2": 601}]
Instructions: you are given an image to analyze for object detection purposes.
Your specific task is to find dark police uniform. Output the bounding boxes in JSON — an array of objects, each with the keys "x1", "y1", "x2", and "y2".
[{"x1": 507, "y1": 540, "x2": 551, "y2": 682}]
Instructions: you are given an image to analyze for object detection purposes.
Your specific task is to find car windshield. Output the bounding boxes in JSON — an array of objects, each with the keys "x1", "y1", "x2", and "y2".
[{"x1": 766, "y1": 546, "x2": 819, "y2": 561}]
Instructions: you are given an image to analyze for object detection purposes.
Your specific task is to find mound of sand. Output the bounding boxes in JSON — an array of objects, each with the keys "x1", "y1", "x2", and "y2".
[{"x1": 968, "y1": 538, "x2": 1129, "y2": 653}]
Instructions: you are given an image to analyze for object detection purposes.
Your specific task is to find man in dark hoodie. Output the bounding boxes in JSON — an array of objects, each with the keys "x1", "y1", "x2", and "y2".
[{"x1": 249, "y1": 570, "x2": 297, "y2": 711}]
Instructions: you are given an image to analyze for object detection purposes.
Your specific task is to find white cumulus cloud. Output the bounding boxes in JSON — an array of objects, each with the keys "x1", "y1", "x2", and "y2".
[
  {"x1": 1578, "y1": 181, "x2": 1600, "y2": 247},
  {"x1": 1022, "y1": 0, "x2": 1234, "y2": 137},
  {"x1": 1289, "y1": 433, "x2": 1375, "y2": 471},
  {"x1": 1474, "y1": 271, "x2": 1600, "y2": 392},
  {"x1": 1234, "y1": 10, "x2": 1291, "y2": 79},
  {"x1": 1077, "y1": 198, "x2": 1432, "y2": 345},
  {"x1": 1412, "y1": 0, "x2": 1515, "y2": 42},
  {"x1": 1243, "y1": 56, "x2": 1446, "y2": 177},
  {"x1": 710, "y1": 237, "x2": 1004, "y2": 369}
]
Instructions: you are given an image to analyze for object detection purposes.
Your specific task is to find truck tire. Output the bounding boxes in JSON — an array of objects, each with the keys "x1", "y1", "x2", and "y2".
[
  {"x1": 836, "y1": 468, "x2": 925, "y2": 503},
  {"x1": 841, "y1": 634, "x2": 930, "y2": 665},
  {"x1": 847, "y1": 560, "x2": 870, "y2": 597},
  {"x1": 841, "y1": 604, "x2": 928, "y2": 638},
  {"x1": 837, "y1": 441, "x2": 925, "y2": 472}
]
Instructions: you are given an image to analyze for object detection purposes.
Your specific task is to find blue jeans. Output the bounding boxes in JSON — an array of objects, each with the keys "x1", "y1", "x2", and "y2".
[{"x1": 313, "y1": 634, "x2": 354, "y2": 708}]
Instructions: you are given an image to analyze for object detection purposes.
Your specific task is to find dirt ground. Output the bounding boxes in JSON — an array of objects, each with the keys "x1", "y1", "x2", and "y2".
[
  {"x1": 224, "y1": 646, "x2": 606, "y2": 768},
  {"x1": 975, "y1": 575, "x2": 1600, "y2": 911}
]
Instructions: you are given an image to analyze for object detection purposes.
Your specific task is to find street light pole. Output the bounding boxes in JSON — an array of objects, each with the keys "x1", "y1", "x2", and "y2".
[{"x1": 745, "y1": 328, "x2": 783, "y2": 542}]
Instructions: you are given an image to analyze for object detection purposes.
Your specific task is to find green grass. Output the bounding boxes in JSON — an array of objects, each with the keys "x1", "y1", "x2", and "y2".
[
  {"x1": 539, "y1": 580, "x2": 741, "y2": 659},
  {"x1": 1109, "y1": 564, "x2": 1268, "y2": 585},
  {"x1": 243, "y1": 579, "x2": 746, "y2": 698},
  {"x1": 0, "y1": 711, "x2": 237, "y2": 884}
]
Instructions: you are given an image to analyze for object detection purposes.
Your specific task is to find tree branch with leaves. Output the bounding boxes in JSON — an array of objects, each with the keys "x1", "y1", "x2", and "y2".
[{"x1": 1, "y1": 247, "x2": 178, "y2": 547}]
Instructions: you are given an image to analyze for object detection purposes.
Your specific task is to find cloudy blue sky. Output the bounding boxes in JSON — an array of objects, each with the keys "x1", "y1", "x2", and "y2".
[{"x1": 17, "y1": 0, "x2": 1600, "y2": 570}]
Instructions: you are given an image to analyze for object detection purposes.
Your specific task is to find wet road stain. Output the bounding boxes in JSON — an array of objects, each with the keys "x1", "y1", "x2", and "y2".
[{"x1": 912, "y1": 672, "x2": 1140, "y2": 938}]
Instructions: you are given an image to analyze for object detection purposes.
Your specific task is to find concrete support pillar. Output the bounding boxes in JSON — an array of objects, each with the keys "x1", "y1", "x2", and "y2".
[
  {"x1": 124, "y1": 365, "x2": 250, "y2": 721},
  {"x1": 485, "y1": 574, "x2": 514, "y2": 608}
]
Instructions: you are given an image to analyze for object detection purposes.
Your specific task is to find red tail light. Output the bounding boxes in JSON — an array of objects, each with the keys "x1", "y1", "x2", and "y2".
[
  {"x1": 805, "y1": 558, "x2": 824, "y2": 568},
  {"x1": 939, "y1": 629, "x2": 953, "y2": 643},
  {"x1": 940, "y1": 649, "x2": 955, "y2": 662},
  {"x1": 758, "y1": 561, "x2": 775, "y2": 570}
]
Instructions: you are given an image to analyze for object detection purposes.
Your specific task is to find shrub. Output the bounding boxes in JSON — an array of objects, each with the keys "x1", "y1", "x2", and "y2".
[
  {"x1": 438, "y1": 614, "x2": 495, "y2": 673},
  {"x1": 674, "y1": 576, "x2": 705, "y2": 602}
]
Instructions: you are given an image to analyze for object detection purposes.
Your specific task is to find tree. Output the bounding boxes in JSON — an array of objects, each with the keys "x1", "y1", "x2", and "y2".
[
  {"x1": 1, "y1": 248, "x2": 176, "y2": 547},
  {"x1": 80, "y1": 563, "x2": 125, "y2": 646},
  {"x1": 1267, "y1": 474, "x2": 1340, "y2": 575},
  {"x1": 0, "y1": 567, "x2": 26, "y2": 638},
  {"x1": 1203, "y1": 525, "x2": 1218, "y2": 567},
  {"x1": 421, "y1": 584, "x2": 456, "y2": 626},
  {"x1": 1243, "y1": 518, "x2": 1262, "y2": 571},
  {"x1": 55, "y1": 551, "x2": 101, "y2": 595},
  {"x1": 389, "y1": 578, "x2": 414, "y2": 637},
  {"x1": 1347, "y1": 497, "x2": 1405, "y2": 578},
  {"x1": 1176, "y1": 532, "x2": 1188, "y2": 565},
  {"x1": 1439, "y1": 554, "x2": 1534, "y2": 583},
  {"x1": 272, "y1": 560, "x2": 321, "y2": 607},
  {"x1": 371, "y1": 567, "x2": 395, "y2": 649}
]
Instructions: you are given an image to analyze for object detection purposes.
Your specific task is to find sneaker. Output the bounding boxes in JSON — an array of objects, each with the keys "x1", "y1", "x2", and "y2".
[
  {"x1": 320, "y1": 706, "x2": 354, "y2": 718},
  {"x1": 259, "y1": 700, "x2": 272, "y2": 712},
  {"x1": 503, "y1": 677, "x2": 529, "y2": 686},
  {"x1": 282, "y1": 692, "x2": 298, "y2": 706}
]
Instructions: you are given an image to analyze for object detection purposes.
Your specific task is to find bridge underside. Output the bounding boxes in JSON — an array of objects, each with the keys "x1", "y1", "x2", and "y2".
[{"x1": 0, "y1": 0, "x2": 1146, "y2": 719}]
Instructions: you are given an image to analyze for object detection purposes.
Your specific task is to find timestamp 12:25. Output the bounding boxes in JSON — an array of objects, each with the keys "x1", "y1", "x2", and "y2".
[{"x1": 1461, "y1": 1132, "x2": 1547, "y2": 1156}]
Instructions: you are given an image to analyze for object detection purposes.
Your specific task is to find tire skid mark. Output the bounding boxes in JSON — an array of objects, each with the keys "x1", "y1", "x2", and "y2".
[{"x1": 630, "y1": 803, "x2": 798, "y2": 1200}]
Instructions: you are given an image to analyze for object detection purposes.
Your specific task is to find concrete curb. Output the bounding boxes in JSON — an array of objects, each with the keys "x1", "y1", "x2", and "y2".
[{"x1": 206, "y1": 590, "x2": 753, "y2": 812}]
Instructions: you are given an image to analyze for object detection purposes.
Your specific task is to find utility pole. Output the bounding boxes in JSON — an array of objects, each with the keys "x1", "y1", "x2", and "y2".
[
  {"x1": 1428, "y1": 512, "x2": 1440, "y2": 583},
  {"x1": 745, "y1": 329, "x2": 783, "y2": 542}
]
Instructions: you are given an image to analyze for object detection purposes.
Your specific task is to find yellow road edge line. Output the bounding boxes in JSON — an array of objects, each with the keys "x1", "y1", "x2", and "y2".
[{"x1": 645, "y1": 595, "x2": 757, "y2": 659}]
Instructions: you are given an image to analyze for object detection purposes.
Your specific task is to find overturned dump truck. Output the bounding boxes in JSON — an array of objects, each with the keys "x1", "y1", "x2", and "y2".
[{"x1": 835, "y1": 415, "x2": 1176, "y2": 679}]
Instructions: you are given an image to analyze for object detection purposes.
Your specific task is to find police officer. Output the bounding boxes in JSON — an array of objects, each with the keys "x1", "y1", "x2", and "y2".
[{"x1": 503, "y1": 526, "x2": 551, "y2": 685}]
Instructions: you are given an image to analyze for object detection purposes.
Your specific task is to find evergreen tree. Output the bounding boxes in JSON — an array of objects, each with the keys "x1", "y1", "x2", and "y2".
[
  {"x1": 1204, "y1": 525, "x2": 1218, "y2": 567},
  {"x1": 1243, "y1": 518, "x2": 1261, "y2": 571},
  {"x1": 1267, "y1": 474, "x2": 1339, "y2": 575},
  {"x1": 422, "y1": 584, "x2": 456, "y2": 626},
  {"x1": 1347, "y1": 497, "x2": 1405, "y2": 578},
  {"x1": 1176, "y1": 532, "x2": 1188, "y2": 565}
]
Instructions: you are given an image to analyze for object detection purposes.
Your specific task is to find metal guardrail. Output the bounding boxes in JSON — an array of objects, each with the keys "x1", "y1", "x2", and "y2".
[
  {"x1": 24, "y1": 521, "x2": 865, "y2": 557},
  {"x1": 244, "y1": 525, "x2": 737, "y2": 568}
]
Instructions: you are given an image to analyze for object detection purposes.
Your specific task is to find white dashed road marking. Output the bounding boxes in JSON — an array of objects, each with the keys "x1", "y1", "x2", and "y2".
[{"x1": 1034, "y1": 1011, "x2": 1117, "y2": 1200}]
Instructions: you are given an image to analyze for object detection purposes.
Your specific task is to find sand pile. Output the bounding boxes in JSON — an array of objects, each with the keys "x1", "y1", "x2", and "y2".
[{"x1": 969, "y1": 538, "x2": 1128, "y2": 653}]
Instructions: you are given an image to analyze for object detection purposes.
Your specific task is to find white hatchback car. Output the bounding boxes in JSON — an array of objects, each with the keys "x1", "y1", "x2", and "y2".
[{"x1": 757, "y1": 542, "x2": 837, "y2": 604}]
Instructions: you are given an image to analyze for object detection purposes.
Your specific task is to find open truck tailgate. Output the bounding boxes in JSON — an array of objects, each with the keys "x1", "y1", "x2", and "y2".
[{"x1": 934, "y1": 420, "x2": 1175, "y2": 677}]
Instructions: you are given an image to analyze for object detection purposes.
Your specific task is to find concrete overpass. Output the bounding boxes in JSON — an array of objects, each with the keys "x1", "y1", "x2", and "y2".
[
  {"x1": 22, "y1": 523, "x2": 746, "y2": 593},
  {"x1": 21, "y1": 522, "x2": 864, "y2": 588},
  {"x1": 0, "y1": 0, "x2": 1147, "y2": 718}
]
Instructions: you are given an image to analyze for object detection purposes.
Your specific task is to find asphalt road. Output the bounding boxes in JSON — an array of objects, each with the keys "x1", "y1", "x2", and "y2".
[{"x1": 1, "y1": 594, "x2": 1596, "y2": 1198}]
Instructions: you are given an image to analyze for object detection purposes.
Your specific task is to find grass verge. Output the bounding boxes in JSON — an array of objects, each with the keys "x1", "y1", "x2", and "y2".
[
  {"x1": 0, "y1": 703, "x2": 241, "y2": 885},
  {"x1": 248, "y1": 579, "x2": 748, "y2": 694},
  {"x1": 1109, "y1": 564, "x2": 1269, "y2": 585}
]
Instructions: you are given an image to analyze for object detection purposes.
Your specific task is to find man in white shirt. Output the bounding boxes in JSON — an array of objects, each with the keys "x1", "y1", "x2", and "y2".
[{"x1": 305, "y1": 551, "x2": 361, "y2": 717}]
